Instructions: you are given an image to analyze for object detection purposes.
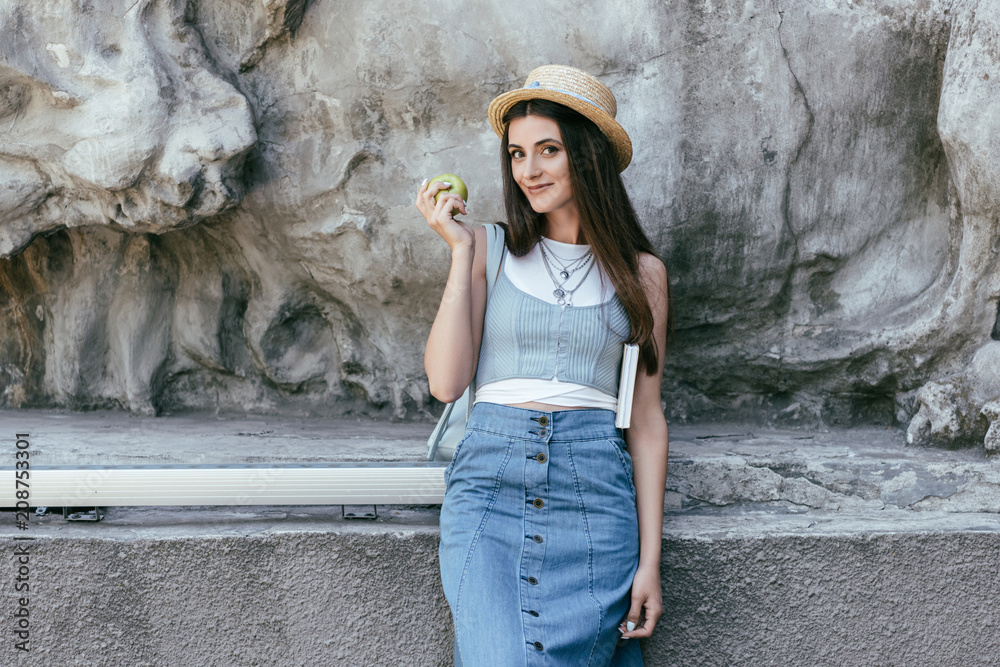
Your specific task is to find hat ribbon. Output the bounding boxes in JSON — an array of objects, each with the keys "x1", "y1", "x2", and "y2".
[{"x1": 524, "y1": 80, "x2": 607, "y2": 115}]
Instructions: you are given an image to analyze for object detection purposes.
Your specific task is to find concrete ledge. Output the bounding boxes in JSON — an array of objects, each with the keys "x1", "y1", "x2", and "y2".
[
  {"x1": 0, "y1": 507, "x2": 452, "y2": 666},
  {"x1": 653, "y1": 509, "x2": 1000, "y2": 667},
  {"x1": 2, "y1": 506, "x2": 1000, "y2": 665},
  {"x1": 2, "y1": 412, "x2": 1000, "y2": 664}
]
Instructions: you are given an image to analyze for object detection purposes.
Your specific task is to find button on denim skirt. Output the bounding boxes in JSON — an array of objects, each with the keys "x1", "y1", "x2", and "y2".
[{"x1": 439, "y1": 402, "x2": 643, "y2": 666}]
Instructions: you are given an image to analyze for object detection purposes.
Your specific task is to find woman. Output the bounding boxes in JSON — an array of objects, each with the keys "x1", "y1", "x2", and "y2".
[{"x1": 416, "y1": 65, "x2": 670, "y2": 667}]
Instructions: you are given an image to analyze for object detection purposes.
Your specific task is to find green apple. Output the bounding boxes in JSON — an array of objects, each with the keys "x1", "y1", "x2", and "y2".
[{"x1": 428, "y1": 173, "x2": 469, "y2": 216}]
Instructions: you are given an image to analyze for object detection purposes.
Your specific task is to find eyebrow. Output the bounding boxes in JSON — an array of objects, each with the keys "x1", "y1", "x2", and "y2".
[{"x1": 508, "y1": 138, "x2": 564, "y2": 149}]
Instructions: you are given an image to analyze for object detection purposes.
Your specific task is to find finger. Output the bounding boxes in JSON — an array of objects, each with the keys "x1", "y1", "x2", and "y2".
[
  {"x1": 638, "y1": 604, "x2": 662, "y2": 637},
  {"x1": 434, "y1": 192, "x2": 463, "y2": 219},
  {"x1": 422, "y1": 183, "x2": 448, "y2": 215},
  {"x1": 415, "y1": 178, "x2": 429, "y2": 209},
  {"x1": 627, "y1": 616, "x2": 654, "y2": 638},
  {"x1": 627, "y1": 596, "x2": 643, "y2": 628},
  {"x1": 424, "y1": 180, "x2": 451, "y2": 202},
  {"x1": 431, "y1": 191, "x2": 451, "y2": 217},
  {"x1": 431, "y1": 181, "x2": 456, "y2": 204},
  {"x1": 618, "y1": 596, "x2": 646, "y2": 639},
  {"x1": 622, "y1": 601, "x2": 661, "y2": 639}
]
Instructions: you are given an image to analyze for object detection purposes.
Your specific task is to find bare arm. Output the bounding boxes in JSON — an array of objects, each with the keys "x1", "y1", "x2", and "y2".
[
  {"x1": 619, "y1": 252, "x2": 669, "y2": 640},
  {"x1": 416, "y1": 180, "x2": 488, "y2": 403}
]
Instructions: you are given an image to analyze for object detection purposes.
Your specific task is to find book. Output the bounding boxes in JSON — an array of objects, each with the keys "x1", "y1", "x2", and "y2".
[{"x1": 615, "y1": 343, "x2": 639, "y2": 428}]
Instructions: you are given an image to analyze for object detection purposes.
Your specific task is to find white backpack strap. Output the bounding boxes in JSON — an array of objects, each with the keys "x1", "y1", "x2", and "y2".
[
  {"x1": 485, "y1": 223, "x2": 506, "y2": 297},
  {"x1": 468, "y1": 223, "x2": 505, "y2": 419}
]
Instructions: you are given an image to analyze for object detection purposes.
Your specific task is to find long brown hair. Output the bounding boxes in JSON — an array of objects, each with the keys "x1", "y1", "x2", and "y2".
[{"x1": 500, "y1": 99, "x2": 672, "y2": 375}]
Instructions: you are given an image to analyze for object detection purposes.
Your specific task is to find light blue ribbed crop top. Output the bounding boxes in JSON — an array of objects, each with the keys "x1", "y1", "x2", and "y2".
[{"x1": 475, "y1": 241, "x2": 631, "y2": 396}]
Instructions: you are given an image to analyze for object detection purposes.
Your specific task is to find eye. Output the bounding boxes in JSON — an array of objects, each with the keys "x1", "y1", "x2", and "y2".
[
  {"x1": 509, "y1": 149, "x2": 525, "y2": 159},
  {"x1": 541, "y1": 145, "x2": 559, "y2": 155}
]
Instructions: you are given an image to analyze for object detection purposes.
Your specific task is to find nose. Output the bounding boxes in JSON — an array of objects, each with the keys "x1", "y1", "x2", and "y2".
[{"x1": 523, "y1": 152, "x2": 542, "y2": 180}]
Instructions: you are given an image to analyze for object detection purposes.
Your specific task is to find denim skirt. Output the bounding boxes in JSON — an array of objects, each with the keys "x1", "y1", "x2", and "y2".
[{"x1": 439, "y1": 402, "x2": 642, "y2": 667}]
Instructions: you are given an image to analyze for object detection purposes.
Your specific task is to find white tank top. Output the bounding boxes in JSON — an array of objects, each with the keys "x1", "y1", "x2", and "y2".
[{"x1": 474, "y1": 236, "x2": 619, "y2": 410}]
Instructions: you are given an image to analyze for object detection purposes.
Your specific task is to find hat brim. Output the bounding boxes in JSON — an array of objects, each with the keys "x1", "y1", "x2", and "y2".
[{"x1": 488, "y1": 88, "x2": 633, "y2": 172}]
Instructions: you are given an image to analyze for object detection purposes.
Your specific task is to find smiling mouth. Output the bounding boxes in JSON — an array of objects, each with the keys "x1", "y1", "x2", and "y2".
[{"x1": 526, "y1": 184, "x2": 551, "y2": 194}]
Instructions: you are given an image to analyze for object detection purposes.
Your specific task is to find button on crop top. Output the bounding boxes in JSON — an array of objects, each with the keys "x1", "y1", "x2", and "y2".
[{"x1": 475, "y1": 236, "x2": 631, "y2": 397}]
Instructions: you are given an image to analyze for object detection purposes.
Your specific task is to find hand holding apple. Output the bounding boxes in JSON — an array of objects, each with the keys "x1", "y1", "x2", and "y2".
[
  {"x1": 415, "y1": 173, "x2": 472, "y2": 251},
  {"x1": 428, "y1": 173, "x2": 469, "y2": 217}
]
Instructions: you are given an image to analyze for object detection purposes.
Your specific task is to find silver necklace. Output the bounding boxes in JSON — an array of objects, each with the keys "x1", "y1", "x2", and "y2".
[
  {"x1": 538, "y1": 242, "x2": 596, "y2": 306},
  {"x1": 539, "y1": 238, "x2": 592, "y2": 280},
  {"x1": 540, "y1": 237, "x2": 590, "y2": 264}
]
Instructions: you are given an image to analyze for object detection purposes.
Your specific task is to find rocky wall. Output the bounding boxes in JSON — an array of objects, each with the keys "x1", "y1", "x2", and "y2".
[{"x1": 0, "y1": 0, "x2": 997, "y2": 445}]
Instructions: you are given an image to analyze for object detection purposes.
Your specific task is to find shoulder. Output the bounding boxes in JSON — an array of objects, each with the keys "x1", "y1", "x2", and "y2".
[
  {"x1": 474, "y1": 223, "x2": 489, "y2": 246},
  {"x1": 637, "y1": 252, "x2": 667, "y2": 287},
  {"x1": 472, "y1": 223, "x2": 507, "y2": 279},
  {"x1": 636, "y1": 252, "x2": 668, "y2": 309},
  {"x1": 473, "y1": 223, "x2": 499, "y2": 258},
  {"x1": 474, "y1": 223, "x2": 506, "y2": 248},
  {"x1": 471, "y1": 225, "x2": 489, "y2": 277}
]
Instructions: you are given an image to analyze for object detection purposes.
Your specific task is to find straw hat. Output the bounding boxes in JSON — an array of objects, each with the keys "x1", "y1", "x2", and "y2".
[{"x1": 487, "y1": 65, "x2": 632, "y2": 172}]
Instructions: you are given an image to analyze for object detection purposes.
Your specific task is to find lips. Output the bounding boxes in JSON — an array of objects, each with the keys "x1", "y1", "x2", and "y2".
[{"x1": 526, "y1": 183, "x2": 551, "y2": 195}]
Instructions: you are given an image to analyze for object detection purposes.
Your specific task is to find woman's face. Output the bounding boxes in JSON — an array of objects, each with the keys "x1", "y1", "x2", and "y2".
[{"x1": 507, "y1": 114, "x2": 576, "y2": 218}]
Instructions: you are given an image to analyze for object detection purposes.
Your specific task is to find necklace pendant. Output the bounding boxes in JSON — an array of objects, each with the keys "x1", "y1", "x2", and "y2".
[
  {"x1": 553, "y1": 288, "x2": 565, "y2": 299},
  {"x1": 559, "y1": 270, "x2": 570, "y2": 280}
]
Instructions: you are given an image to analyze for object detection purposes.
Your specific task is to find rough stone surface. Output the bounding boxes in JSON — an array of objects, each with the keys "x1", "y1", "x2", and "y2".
[
  {"x1": 0, "y1": 0, "x2": 257, "y2": 255},
  {"x1": 0, "y1": 0, "x2": 998, "y2": 444},
  {"x1": 984, "y1": 399, "x2": 1000, "y2": 451},
  {"x1": 665, "y1": 425, "x2": 1000, "y2": 514},
  {"x1": 906, "y1": 341, "x2": 1000, "y2": 448}
]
